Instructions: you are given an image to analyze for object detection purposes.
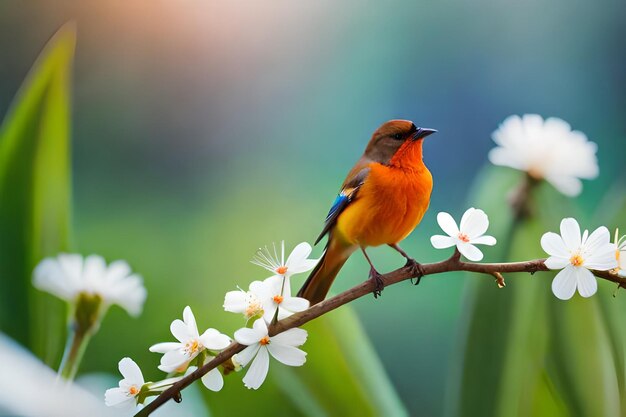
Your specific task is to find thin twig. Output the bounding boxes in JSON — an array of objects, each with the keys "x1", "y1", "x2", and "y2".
[{"x1": 134, "y1": 253, "x2": 625, "y2": 417}]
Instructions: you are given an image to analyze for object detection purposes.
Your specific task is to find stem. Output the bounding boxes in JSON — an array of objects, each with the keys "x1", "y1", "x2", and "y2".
[
  {"x1": 134, "y1": 254, "x2": 625, "y2": 417},
  {"x1": 58, "y1": 326, "x2": 91, "y2": 381}
]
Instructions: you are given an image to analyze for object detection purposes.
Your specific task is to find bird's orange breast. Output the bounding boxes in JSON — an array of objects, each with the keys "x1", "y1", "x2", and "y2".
[{"x1": 335, "y1": 162, "x2": 433, "y2": 247}]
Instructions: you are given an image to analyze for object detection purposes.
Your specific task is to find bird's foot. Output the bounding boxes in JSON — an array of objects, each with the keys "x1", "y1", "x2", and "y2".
[
  {"x1": 406, "y1": 258, "x2": 425, "y2": 286},
  {"x1": 369, "y1": 267, "x2": 385, "y2": 298}
]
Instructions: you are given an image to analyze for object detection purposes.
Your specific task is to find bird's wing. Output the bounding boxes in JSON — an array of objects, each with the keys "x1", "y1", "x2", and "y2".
[{"x1": 314, "y1": 162, "x2": 371, "y2": 245}]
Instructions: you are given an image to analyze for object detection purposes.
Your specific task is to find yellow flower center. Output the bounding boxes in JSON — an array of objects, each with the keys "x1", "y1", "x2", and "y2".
[
  {"x1": 273, "y1": 295, "x2": 284, "y2": 304},
  {"x1": 570, "y1": 254, "x2": 584, "y2": 267},
  {"x1": 185, "y1": 339, "x2": 201, "y2": 354},
  {"x1": 244, "y1": 298, "x2": 263, "y2": 319},
  {"x1": 458, "y1": 233, "x2": 470, "y2": 243},
  {"x1": 276, "y1": 266, "x2": 288, "y2": 275},
  {"x1": 129, "y1": 385, "x2": 139, "y2": 396},
  {"x1": 260, "y1": 336, "x2": 270, "y2": 345}
]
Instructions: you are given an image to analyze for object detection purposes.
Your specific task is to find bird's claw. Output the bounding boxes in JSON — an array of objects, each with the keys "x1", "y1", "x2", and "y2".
[
  {"x1": 406, "y1": 258, "x2": 425, "y2": 286},
  {"x1": 369, "y1": 268, "x2": 385, "y2": 298}
]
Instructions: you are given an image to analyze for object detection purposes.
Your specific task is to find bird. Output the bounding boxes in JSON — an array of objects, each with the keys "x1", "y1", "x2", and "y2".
[{"x1": 297, "y1": 119, "x2": 436, "y2": 305}]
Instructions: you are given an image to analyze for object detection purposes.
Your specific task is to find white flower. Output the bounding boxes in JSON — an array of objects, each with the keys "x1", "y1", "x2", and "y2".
[
  {"x1": 149, "y1": 306, "x2": 231, "y2": 391},
  {"x1": 33, "y1": 253, "x2": 146, "y2": 317},
  {"x1": 430, "y1": 208, "x2": 497, "y2": 261},
  {"x1": 105, "y1": 358, "x2": 145, "y2": 409},
  {"x1": 488, "y1": 114, "x2": 598, "y2": 197},
  {"x1": 223, "y1": 283, "x2": 265, "y2": 320},
  {"x1": 224, "y1": 278, "x2": 309, "y2": 324},
  {"x1": 257, "y1": 277, "x2": 309, "y2": 323},
  {"x1": 234, "y1": 319, "x2": 307, "y2": 390},
  {"x1": 612, "y1": 229, "x2": 626, "y2": 278},
  {"x1": 251, "y1": 241, "x2": 318, "y2": 294},
  {"x1": 541, "y1": 218, "x2": 618, "y2": 300}
]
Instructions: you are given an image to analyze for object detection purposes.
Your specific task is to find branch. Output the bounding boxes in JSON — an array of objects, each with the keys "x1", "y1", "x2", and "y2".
[{"x1": 135, "y1": 253, "x2": 625, "y2": 416}]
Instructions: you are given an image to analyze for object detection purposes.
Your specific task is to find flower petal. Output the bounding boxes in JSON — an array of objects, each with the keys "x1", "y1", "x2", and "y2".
[
  {"x1": 118, "y1": 358, "x2": 144, "y2": 385},
  {"x1": 234, "y1": 327, "x2": 261, "y2": 346},
  {"x1": 436, "y1": 212, "x2": 459, "y2": 237},
  {"x1": 267, "y1": 344, "x2": 307, "y2": 366},
  {"x1": 200, "y1": 329, "x2": 231, "y2": 351},
  {"x1": 547, "y1": 175, "x2": 582, "y2": 197},
  {"x1": 201, "y1": 368, "x2": 224, "y2": 392},
  {"x1": 459, "y1": 208, "x2": 489, "y2": 239},
  {"x1": 159, "y1": 349, "x2": 190, "y2": 372},
  {"x1": 243, "y1": 347, "x2": 270, "y2": 390},
  {"x1": 560, "y1": 218, "x2": 581, "y2": 251},
  {"x1": 576, "y1": 268, "x2": 597, "y2": 298},
  {"x1": 170, "y1": 319, "x2": 190, "y2": 343},
  {"x1": 249, "y1": 280, "x2": 271, "y2": 300},
  {"x1": 236, "y1": 344, "x2": 260, "y2": 367},
  {"x1": 149, "y1": 342, "x2": 180, "y2": 354},
  {"x1": 104, "y1": 387, "x2": 134, "y2": 408},
  {"x1": 183, "y1": 306, "x2": 199, "y2": 339},
  {"x1": 584, "y1": 244, "x2": 619, "y2": 270},
  {"x1": 551, "y1": 266, "x2": 578, "y2": 300},
  {"x1": 252, "y1": 316, "x2": 269, "y2": 336},
  {"x1": 540, "y1": 232, "x2": 569, "y2": 258},
  {"x1": 457, "y1": 243, "x2": 484, "y2": 262},
  {"x1": 281, "y1": 297, "x2": 309, "y2": 313},
  {"x1": 262, "y1": 304, "x2": 279, "y2": 324},
  {"x1": 223, "y1": 290, "x2": 246, "y2": 313},
  {"x1": 270, "y1": 328, "x2": 308, "y2": 347},
  {"x1": 430, "y1": 235, "x2": 456, "y2": 249},
  {"x1": 544, "y1": 256, "x2": 570, "y2": 270},
  {"x1": 582, "y1": 226, "x2": 611, "y2": 254},
  {"x1": 289, "y1": 259, "x2": 319, "y2": 275},
  {"x1": 286, "y1": 242, "x2": 314, "y2": 273},
  {"x1": 470, "y1": 235, "x2": 497, "y2": 246}
]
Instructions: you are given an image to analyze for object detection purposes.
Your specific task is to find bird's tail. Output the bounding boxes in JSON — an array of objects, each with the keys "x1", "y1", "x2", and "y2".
[{"x1": 297, "y1": 237, "x2": 356, "y2": 305}]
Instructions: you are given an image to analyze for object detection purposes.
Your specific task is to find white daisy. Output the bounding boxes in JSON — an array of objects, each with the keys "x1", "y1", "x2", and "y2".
[
  {"x1": 541, "y1": 218, "x2": 618, "y2": 300},
  {"x1": 149, "y1": 306, "x2": 231, "y2": 391},
  {"x1": 234, "y1": 319, "x2": 307, "y2": 390},
  {"x1": 430, "y1": 208, "x2": 497, "y2": 261},
  {"x1": 33, "y1": 254, "x2": 146, "y2": 317},
  {"x1": 488, "y1": 114, "x2": 598, "y2": 196},
  {"x1": 251, "y1": 241, "x2": 318, "y2": 294},
  {"x1": 104, "y1": 358, "x2": 145, "y2": 409}
]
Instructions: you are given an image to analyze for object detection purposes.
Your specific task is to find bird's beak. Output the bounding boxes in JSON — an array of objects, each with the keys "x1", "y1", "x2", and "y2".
[{"x1": 412, "y1": 127, "x2": 437, "y2": 141}]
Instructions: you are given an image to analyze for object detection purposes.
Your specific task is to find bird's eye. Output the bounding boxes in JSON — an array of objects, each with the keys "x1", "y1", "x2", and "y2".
[{"x1": 393, "y1": 133, "x2": 403, "y2": 140}]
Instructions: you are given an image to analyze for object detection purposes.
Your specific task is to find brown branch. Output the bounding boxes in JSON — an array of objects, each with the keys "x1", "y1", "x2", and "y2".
[{"x1": 134, "y1": 253, "x2": 626, "y2": 416}]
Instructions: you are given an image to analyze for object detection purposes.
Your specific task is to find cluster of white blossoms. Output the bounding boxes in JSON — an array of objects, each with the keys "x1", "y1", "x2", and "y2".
[
  {"x1": 489, "y1": 114, "x2": 599, "y2": 196},
  {"x1": 102, "y1": 241, "x2": 317, "y2": 410},
  {"x1": 430, "y1": 209, "x2": 622, "y2": 300},
  {"x1": 225, "y1": 241, "x2": 316, "y2": 389}
]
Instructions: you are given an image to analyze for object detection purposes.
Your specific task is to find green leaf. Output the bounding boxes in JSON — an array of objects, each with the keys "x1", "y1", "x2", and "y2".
[
  {"x1": 0, "y1": 23, "x2": 75, "y2": 365},
  {"x1": 274, "y1": 308, "x2": 408, "y2": 417}
]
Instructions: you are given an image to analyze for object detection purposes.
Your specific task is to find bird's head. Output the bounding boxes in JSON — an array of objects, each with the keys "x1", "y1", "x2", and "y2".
[{"x1": 364, "y1": 119, "x2": 436, "y2": 166}]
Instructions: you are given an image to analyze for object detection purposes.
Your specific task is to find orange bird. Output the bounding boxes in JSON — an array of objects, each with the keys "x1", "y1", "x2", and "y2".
[{"x1": 297, "y1": 120, "x2": 436, "y2": 304}]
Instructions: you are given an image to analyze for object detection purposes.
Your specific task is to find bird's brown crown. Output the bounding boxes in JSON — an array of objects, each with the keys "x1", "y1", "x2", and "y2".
[{"x1": 364, "y1": 119, "x2": 431, "y2": 165}]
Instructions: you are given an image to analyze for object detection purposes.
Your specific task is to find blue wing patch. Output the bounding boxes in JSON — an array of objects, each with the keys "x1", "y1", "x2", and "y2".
[
  {"x1": 314, "y1": 165, "x2": 370, "y2": 246},
  {"x1": 326, "y1": 192, "x2": 349, "y2": 221}
]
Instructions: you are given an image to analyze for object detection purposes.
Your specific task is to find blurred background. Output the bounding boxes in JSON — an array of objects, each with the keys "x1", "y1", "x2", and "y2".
[{"x1": 0, "y1": 1, "x2": 625, "y2": 416}]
